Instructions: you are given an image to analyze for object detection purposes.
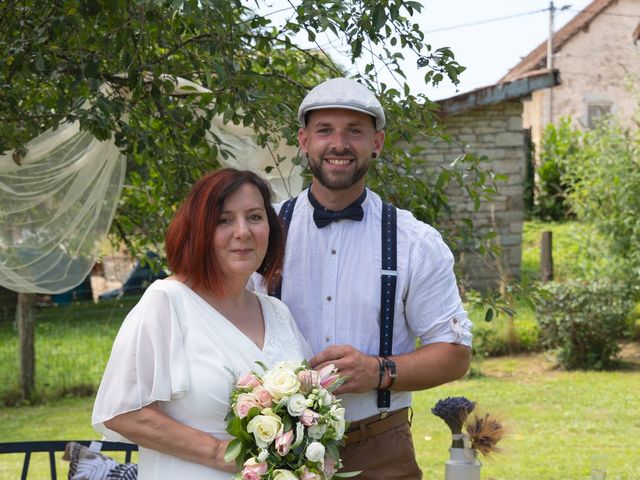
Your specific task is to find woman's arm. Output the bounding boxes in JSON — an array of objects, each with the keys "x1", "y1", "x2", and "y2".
[{"x1": 104, "y1": 402, "x2": 236, "y2": 473}]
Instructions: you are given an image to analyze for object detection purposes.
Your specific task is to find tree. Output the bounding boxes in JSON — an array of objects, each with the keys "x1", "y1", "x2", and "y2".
[
  {"x1": 1, "y1": 0, "x2": 495, "y2": 256},
  {"x1": 2, "y1": 1, "x2": 506, "y2": 400}
]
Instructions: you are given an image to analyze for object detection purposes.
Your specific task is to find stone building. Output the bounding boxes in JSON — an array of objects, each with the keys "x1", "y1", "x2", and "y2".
[
  {"x1": 502, "y1": 0, "x2": 640, "y2": 152},
  {"x1": 417, "y1": 71, "x2": 559, "y2": 291}
]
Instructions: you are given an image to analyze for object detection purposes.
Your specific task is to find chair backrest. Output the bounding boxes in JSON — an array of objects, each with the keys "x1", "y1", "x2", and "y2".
[{"x1": 0, "y1": 440, "x2": 138, "y2": 480}]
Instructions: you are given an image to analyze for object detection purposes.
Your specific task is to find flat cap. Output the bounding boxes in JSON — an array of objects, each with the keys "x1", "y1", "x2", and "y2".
[{"x1": 298, "y1": 78, "x2": 385, "y2": 131}]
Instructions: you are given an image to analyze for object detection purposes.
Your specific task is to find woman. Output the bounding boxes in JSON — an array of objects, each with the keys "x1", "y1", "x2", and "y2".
[{"x1": 92, "y1": 169, "x2": 311, "y2": 479}]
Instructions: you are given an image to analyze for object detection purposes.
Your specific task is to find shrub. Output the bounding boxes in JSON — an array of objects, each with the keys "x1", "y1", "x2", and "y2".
[
  {"x1": 534, "y1": 118, "x2": 580, "y2": 221},
  {"x1": 537, "y1": 280, "x2": 635, "y2": 370},
  {"x1": 468, "y1": 300, "x2": 541, "y2": 357}
]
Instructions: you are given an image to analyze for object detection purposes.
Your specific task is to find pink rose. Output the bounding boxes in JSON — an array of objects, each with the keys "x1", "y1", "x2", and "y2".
[
  {"x1": 235, "y1": 393, "x2": 259, "y2": 419},
  {"x1": 317, "y1": 364, "x2": 336, "y2": 382},
  {"x1": 300, "y1": 408, "x2": 320, "y2": 426},
  {"x1": 237, "y1": 372, "x2": 262, "y2": 388},
  {"x1": 301, "y1": 467, "x2": 321, "y2": 480},
  {"x1": 320, "y1": 374, "x2": 340, "y2": 390},
  {"x1": 275, "y1": 429, "x2": 294, "y2": 456},
  {"x1": 242, "y1": 458, "x2": 268, "y2": 480},
  {"x1": 323, "y1": 456, "x2": 337, "y2": 479},
  {"x1": 297, "y1": 369, "x2": 321, "y2": 393},
  {"x1": 253, "y1": 386, "x2": 273, "y2": 408}
]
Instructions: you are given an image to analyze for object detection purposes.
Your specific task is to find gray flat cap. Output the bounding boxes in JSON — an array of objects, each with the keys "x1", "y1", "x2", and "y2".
[{"x1": 298, "y1": 78, "x2": 386, "y2": 131}]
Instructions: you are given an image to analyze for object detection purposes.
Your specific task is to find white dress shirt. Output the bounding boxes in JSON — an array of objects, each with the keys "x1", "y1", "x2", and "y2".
[{"x1": 254, "y1": 188, "x2": 472, "y2": 421}]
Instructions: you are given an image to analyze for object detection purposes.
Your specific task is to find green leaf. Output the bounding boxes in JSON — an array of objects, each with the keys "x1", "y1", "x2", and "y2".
[
  {"x1": 484, "y1": 308, "x2": 494, "y2": 323},
  {"x1": 224, "y1": 438, "x2": 243, "y2": 463},
  {"x1": 334, "y1": 471, "x2": 363, "y2": 478}
]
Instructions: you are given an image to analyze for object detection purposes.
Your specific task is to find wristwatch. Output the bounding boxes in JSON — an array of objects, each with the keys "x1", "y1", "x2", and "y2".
[{"x1": 381, "y1": 357, "x2": 397, "y2": 388}]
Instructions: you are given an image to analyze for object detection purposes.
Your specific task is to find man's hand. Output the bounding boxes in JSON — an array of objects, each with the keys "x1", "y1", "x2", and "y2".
[{"x1": 310, "y1": 345, "x2": 379, "y2": 394}]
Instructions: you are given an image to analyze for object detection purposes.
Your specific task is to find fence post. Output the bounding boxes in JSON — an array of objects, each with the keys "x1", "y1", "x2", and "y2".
[
  {"x1": 17, "y1": 292, "x2": 36, "y2": 400},
  {"x1": 540, "y1": 231, "x2": 554, "y2": 282}
]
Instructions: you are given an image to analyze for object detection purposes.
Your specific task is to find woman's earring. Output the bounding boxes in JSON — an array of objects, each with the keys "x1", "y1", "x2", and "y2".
[{"x1": 372, "y1": 152, "x2": 377, "y2": 159}]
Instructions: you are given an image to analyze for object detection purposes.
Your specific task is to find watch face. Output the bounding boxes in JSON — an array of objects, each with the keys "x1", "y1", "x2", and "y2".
[{"x1": 383, "y1": 358, "x2": 397, "y2": 377}]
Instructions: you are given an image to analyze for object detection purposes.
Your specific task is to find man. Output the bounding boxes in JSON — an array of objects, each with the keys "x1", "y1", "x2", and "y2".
[{"x1": 260, "y1": 78, "x2": 472, "y2": 479}]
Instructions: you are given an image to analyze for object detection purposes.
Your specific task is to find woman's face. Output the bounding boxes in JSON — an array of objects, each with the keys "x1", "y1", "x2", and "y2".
[{"x1": 213, "y1": 182, "x2": 270, "y2": 281}]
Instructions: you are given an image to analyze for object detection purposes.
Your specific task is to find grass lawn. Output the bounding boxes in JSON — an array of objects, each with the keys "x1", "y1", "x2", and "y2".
[
  {"x1": 2, "y1": 220, "x2": 638, "y2": 478},
  {"x1": 0, "y1": 296, "x2": 140, "y2": 405},
  {"x1": 1, "y1": 350, "x2": 639, "y2": 479}
]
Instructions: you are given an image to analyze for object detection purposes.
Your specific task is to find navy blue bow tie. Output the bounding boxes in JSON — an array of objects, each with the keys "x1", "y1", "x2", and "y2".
[{"x1": 308, "y1": 189, "x2": 366, "y2": 228}]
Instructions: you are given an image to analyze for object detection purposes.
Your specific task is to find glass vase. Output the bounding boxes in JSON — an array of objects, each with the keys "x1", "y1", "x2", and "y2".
[{"x1": 444, "y1": 447, "x2": 481, "y2": 480}]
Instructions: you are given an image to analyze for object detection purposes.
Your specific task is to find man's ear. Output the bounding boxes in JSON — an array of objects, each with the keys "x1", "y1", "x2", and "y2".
[
  {"x1": 298, "y1": 127, "x2": 308, "y2": 155},
  {"x1": 374, "y1": 130, "x2": 385, "y2": 156}
]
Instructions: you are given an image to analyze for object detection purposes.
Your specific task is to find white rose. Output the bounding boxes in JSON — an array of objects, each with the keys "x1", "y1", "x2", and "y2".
[
  {"x1": 287, "y1": 393, "x2": 307, "y2": 416},
  {"x1": 273, "y1": 360, "x2": 300, "y2": 373},
  {"x1": 330, "y1": 407, "x2": 346, "y2": 439},
  {"x1": 305, "y1": 441, "x2": 325, "y2": 463},
  {"x1": 247, "y1": 414, "x2": 284, "y2": 448},
  {"x1": 272, "y1": 469, "x2": 298, "y2": 480},
  {"x1": 307, "y1": 423, "x2": 327, "y2": 440},
  {"x1": 263, "y1": 367, "x2": 301, "y2": 400}
]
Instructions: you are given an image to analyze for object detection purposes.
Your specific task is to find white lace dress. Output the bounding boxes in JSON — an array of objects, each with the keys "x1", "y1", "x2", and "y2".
[{"x1": 92, "y1": 279, "x2": 311, "y2": 480}]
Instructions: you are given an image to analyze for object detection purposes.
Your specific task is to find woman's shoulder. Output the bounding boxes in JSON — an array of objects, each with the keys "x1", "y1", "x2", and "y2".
[{"x1": 254, "y1": 292, "x2": 290, "y2": 317}]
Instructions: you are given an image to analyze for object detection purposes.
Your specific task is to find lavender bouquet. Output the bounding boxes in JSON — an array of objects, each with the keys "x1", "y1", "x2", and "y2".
[{"x1": 431, "y1": 397, "x2": 476, "y2": 449}]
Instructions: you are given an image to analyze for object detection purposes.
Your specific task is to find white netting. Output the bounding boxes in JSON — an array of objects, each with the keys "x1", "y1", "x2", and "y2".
[
  {"x1": 0, "y1": 76, "x2": 304, "y2": 294},
  {"x1": 0, "y1": 121, "x2": 126, "y2": 294}
]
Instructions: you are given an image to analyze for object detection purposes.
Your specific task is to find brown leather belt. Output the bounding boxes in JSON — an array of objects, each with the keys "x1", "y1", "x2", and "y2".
[{"x1": 344, "y1": 408, "x2": 409, "y2": 446}]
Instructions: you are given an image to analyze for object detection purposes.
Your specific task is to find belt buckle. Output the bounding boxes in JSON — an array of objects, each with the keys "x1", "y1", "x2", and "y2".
[{"x1": 378, "y1": 409, "x2": 389, "y2": 419}]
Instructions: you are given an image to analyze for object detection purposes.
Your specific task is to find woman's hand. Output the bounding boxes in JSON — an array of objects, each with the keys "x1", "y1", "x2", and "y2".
[{"x1": 104, "y1": 403, "x2": 237, "y2": 472}]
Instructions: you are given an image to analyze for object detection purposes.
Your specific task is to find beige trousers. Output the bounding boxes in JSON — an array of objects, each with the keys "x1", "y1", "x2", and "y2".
[{"x1": 340, "y1": 422, "x2": 423, "y2": 480}]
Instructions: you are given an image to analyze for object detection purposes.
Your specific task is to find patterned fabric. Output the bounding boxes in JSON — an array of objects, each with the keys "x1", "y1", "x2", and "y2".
[
  {"x1": 64, "y1": 442, "x2": 137, "y2": 480},
  {"x1": 307, "y1": 188, "x2": 366, "y2": 228},
  {"x1": 107, "y1": 463, "x2": 138, "y2": 480}
]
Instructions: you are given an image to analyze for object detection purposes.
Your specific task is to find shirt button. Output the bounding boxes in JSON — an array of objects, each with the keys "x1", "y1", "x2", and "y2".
[
  {"x1": 325, "y1": 337, "x2": 331, "y2": 343},
  {"x1": 331, "y1": 249, "x2": 336, "y2": 255},
  {"x1": 326, "y1": 296, "x2": 332, "y2": 301}
]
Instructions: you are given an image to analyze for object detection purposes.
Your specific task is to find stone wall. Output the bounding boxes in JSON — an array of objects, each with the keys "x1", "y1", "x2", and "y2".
[{"x1": 415, "y1": 100, "x2": 526, "y2": 291}]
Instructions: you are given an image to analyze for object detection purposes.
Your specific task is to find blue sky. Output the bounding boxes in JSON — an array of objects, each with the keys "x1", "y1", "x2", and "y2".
[
  {"x1": 257, "y1": 0, "x2": 594, "y2": 100},
  {"x1": 407, "y1": 0, "x2": 594, "y2": 99}
]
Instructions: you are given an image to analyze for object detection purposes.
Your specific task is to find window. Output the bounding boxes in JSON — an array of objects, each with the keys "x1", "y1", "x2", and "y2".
[{"x1": 587, "y1": 103, "x2": 612, "y2": 128}]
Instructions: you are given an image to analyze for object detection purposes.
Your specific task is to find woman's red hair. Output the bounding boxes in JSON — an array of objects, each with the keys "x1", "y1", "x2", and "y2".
[{"x1": 165, "y1": 168, "x2": 284, "y2": 295}]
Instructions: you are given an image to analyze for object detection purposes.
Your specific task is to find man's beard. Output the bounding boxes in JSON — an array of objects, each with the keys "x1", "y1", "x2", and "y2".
[{"x1": 308, "y1": 151, "x2": 369, "y2": 191}]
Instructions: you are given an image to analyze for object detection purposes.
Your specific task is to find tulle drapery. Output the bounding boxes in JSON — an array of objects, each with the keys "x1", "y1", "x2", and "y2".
[{"x1": 0, "y1": 77, "x2": 303, "y2": 294}]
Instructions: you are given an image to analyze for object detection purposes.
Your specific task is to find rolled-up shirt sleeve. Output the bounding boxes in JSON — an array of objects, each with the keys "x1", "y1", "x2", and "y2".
[
  {"x1": 92, "y1": 288, "x2": 190, "y2": 441},
  {"x1": 404, "y1": 225, "x2": 473, "y2": 348}
]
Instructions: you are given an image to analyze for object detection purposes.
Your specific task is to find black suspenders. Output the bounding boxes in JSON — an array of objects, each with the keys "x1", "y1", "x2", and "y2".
[
  {"x1": 377, "y1": 202, "x2": 397, "y2": 410},
  {"x1": 274, "y1": 194, "x2": 397, "y2": 410}
]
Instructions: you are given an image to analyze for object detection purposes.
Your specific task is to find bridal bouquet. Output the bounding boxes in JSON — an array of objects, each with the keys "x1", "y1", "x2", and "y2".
[{"x1": 225, "y1": 361, "x2": 359, "y2": 480}]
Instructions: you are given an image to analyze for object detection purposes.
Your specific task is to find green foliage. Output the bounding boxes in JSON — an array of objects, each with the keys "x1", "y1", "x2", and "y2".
[
  {"x1": 467, "y1": 299, "x2": 540, "y2": 357},
  {"x1": 520, "y1": 220, "x2": 613, "y2": 284},
  {"x1": 1, "y1": 0, "x2": 482, "y2": 260},
  {"x1": 537, "y1": 280, "x2": 635, "y2": 370},
  {"x1": 560, "y1": 116, "x2": 640, "y2": 281},
  {"x1": 535, "y1": 118, "x2": 580, "y2": 220}
]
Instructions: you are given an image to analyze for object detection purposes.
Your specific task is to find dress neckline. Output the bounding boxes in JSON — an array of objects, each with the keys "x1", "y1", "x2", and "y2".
[{"x1": 161, "y1": 279, "x2": 269, "y2": 353}]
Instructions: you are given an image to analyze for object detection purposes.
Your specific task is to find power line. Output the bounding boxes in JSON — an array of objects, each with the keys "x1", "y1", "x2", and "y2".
[{"x1": 424, "y1": 8, "x2": 548, "y2": 33}]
